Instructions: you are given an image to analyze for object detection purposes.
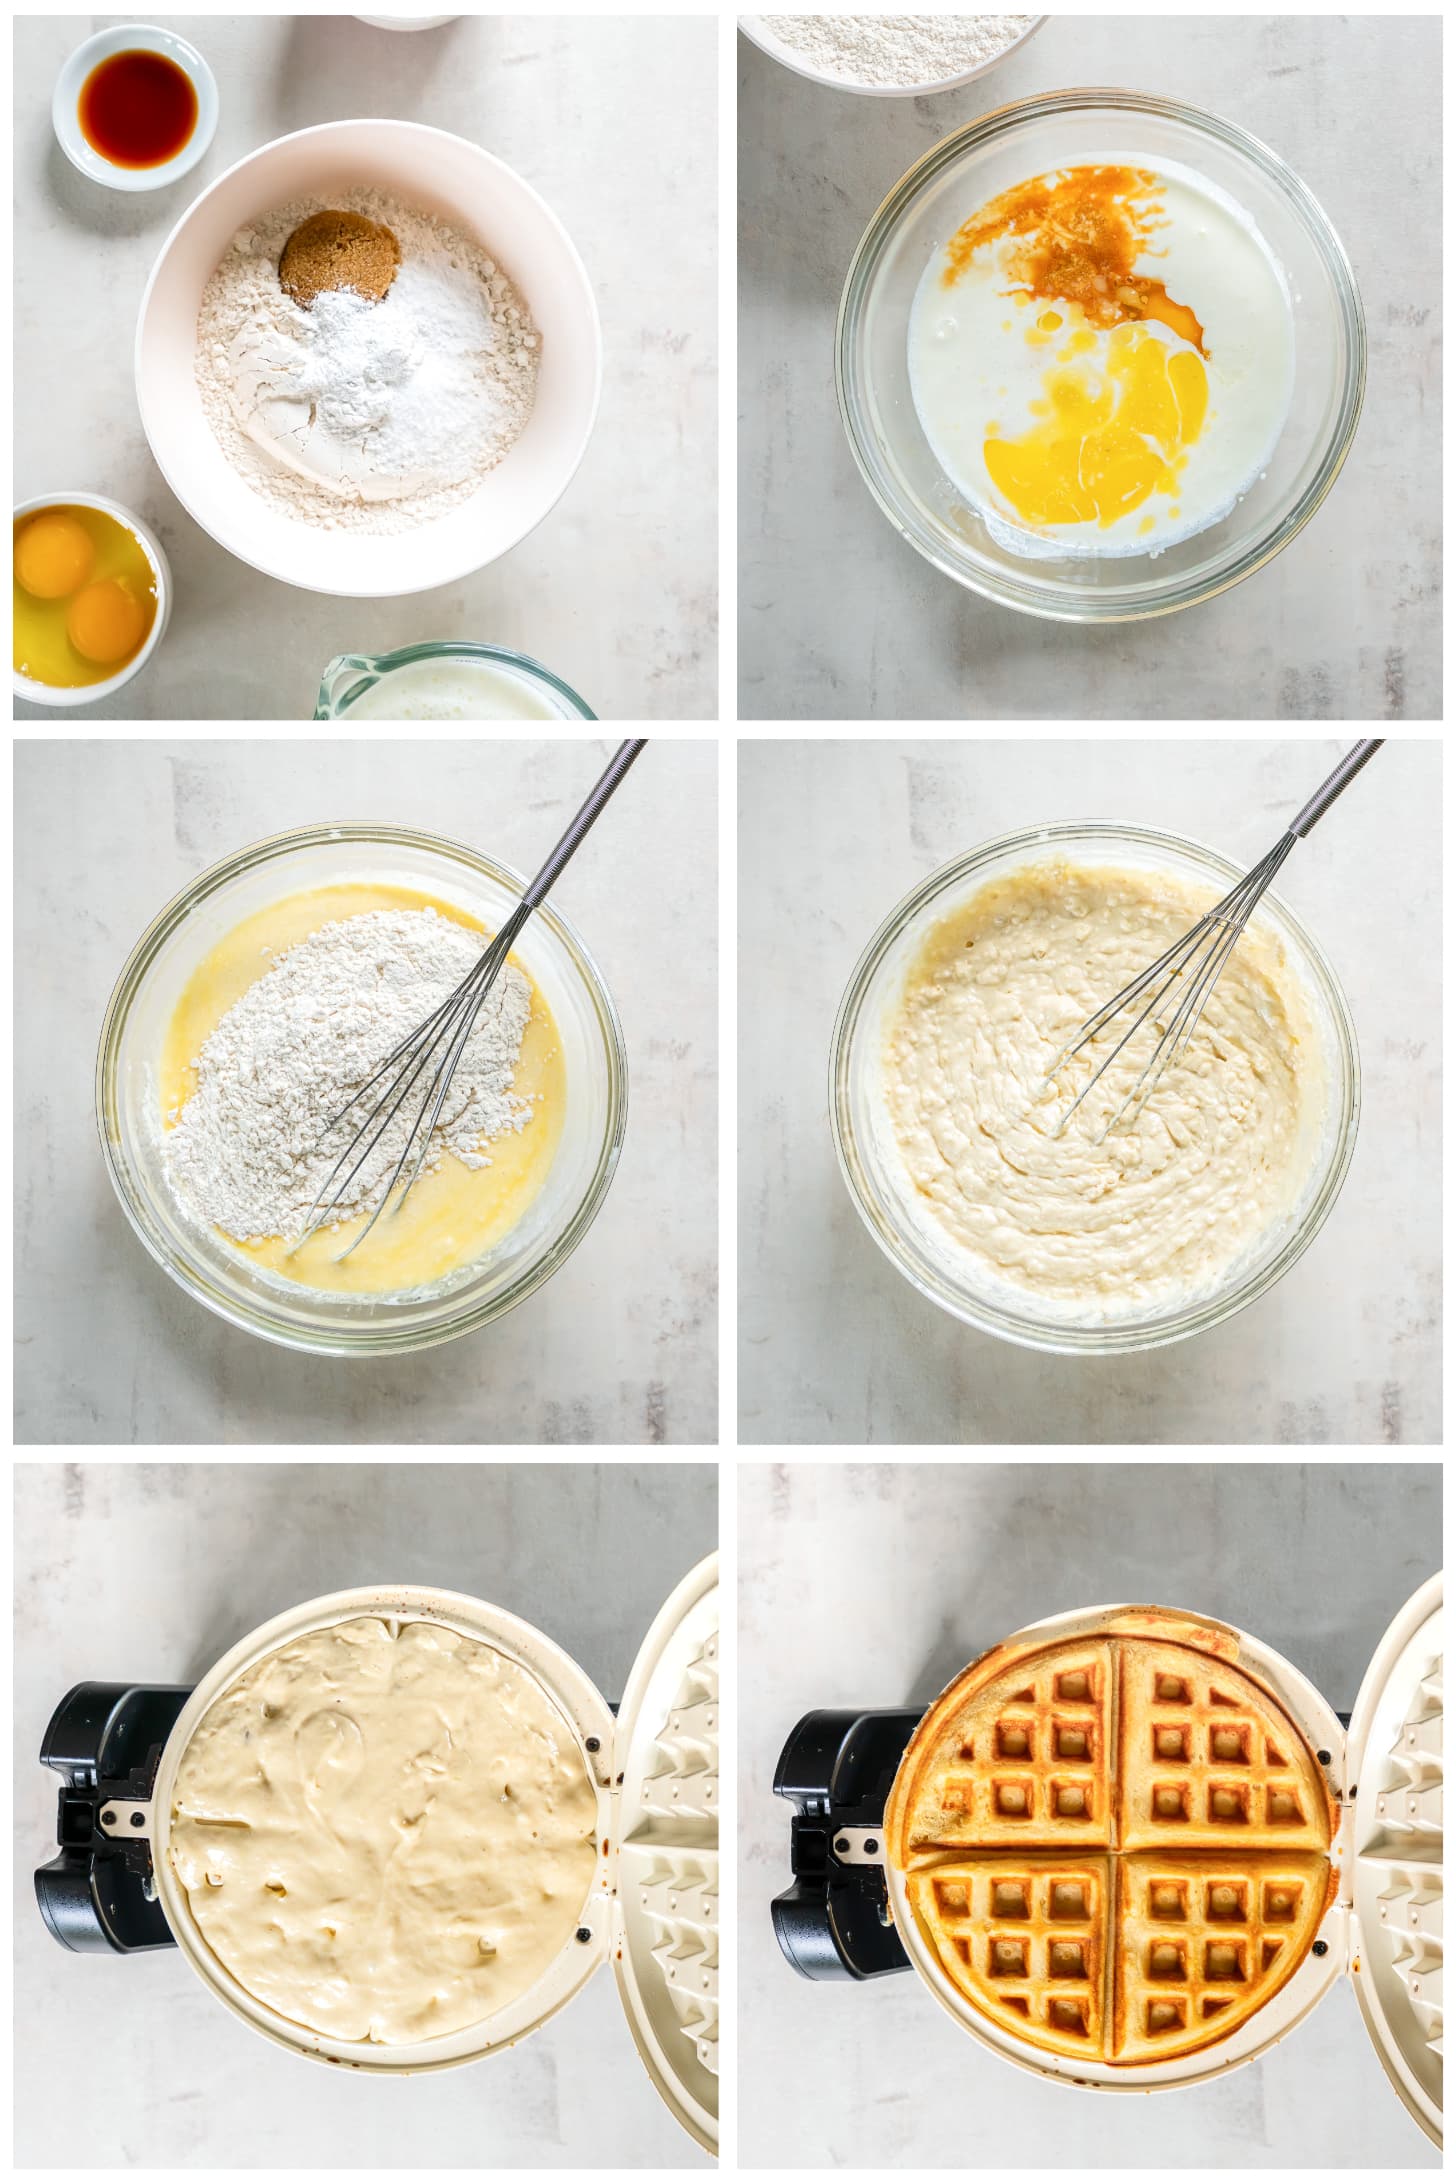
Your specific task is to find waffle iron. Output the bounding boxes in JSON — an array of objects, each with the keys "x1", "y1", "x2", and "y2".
[
  {"x1": 774, "y1": 1583, "x2": 1441, "y2": 2147},
  {"x1": 37, "y1": 1559, "x2": 719, "y2": 2153}
]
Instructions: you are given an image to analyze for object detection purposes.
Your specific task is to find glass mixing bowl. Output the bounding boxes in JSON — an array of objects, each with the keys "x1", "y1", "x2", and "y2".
[
  {"x1": 830, "y1": 822, "x2": 1360, "y2": 1354},
  {"x1": 97, "y1": 824, "x2": 627, "y2": 1355},
  {"x1": 837, "y1": 90, "x2": 1366, "y2": 621}
]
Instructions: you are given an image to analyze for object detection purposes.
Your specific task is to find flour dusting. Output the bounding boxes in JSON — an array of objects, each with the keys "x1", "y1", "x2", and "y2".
[
  {"x1": 758, "y1": 14, "x2": 1034, "y2": 88},
  {"x1": 164, "y1": 909, "x2": 534, "y2": 1242}
]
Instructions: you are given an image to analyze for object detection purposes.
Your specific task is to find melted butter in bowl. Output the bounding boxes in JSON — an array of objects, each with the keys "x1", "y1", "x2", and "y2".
[{"x1": 168, "y1": 1618, "x2": 599, "y2": 2045}]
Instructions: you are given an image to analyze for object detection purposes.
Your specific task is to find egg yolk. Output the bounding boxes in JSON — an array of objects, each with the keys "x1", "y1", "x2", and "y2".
[
  {"x1": 984, "y1": 323, "x2": 1209, "y2": 530},
  {"x1": 67, "y1": 578, "x2": 148, "y2": 665},
  {"x1": 15, "y1": 511, "x2": 96, "y2": 599}
]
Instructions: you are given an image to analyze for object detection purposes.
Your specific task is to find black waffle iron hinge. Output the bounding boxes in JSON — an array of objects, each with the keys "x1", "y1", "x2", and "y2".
[
  {"x1": 772, "y1": 1709, "x2": 920, "y2": 1979},
  {"x1": 36, "y1": 1682, "x2": 193, "y2": 1952}
]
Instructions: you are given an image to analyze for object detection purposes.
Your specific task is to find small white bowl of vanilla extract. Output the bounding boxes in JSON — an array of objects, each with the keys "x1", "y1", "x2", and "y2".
[{"x1": 53, "y1": 24, "x2": 218, "y2": 192}]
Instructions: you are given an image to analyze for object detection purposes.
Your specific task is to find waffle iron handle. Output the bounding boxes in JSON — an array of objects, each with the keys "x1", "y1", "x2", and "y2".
[
  {"x1": 35, "y1": 1681, "x2": 193, "y2": 1953},
  {"x1": 772, "y1": 1708, "x2": 921, "y2": 1980}
]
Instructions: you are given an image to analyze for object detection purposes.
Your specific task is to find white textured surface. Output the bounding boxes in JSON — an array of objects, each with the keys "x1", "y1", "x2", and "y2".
[
  {"x1": 753, "y1": 14, "x2": 1035, "y2": 89},
  {"x1": 738, "y1": 1460, "x2": 1443, "y2": 2167},
  {"x1": 738, "y1": 737, "x2": 1441, "y2": 1445},
  {"x1": 14, "y1": 14, "x2": 717, "y2": 720},
  {"x1": 15, "y1": 739, "x2": 718, "y2": 1445},
  {"x1": 14, "y1": 1460, "x2": 717, "y2": 2167},
  {"x1": 738, "y1": 14, "x2": 1441, "y2": 720}
]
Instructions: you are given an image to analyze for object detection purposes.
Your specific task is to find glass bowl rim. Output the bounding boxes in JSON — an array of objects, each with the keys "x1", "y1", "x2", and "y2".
[
  {"x1": 315, "y1": 640, "x2": 597, "y2": 721},
  {"x1": 95, "y1": 819, "x2": 628, "y2": 1356},
  {"x1": 835, "y1": 86, "x2": 1368, "y2": 624},
  {"x1": 829, "y1": 818, "x2": 1362, "y2": 1354}
]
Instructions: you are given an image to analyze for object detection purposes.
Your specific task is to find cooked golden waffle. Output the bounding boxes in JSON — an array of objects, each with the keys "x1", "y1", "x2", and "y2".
[
  {"x1": 1114, "y1": 1851, "x2": 1331, "y2": 2062},
  {"x1": 906, "y1": 1854, "x2": 1110, "y2": 2061},
  {"x1": 889, "y1": 1638, "x2": 1115, "y2": 1851},
  {"x1": 887, "y1": 1618, "x2": 1336, "y2": 2067},
  {"x1": 1119, "y1": 1640, "x2": 1330, "y2": 1850}
]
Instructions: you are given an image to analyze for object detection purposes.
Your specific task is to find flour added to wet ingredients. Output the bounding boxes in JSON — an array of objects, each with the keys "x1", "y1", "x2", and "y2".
[
  {"x1": 908, "y1": 160, "x2": 1295, "y2": 558},
  {"x1": 169, "y1": 1617, "x2": 599, "y2": 2044},
  {"x1": 160, "y1": 884, "x2": 563, "y2": 1295},
  {"x1": 884, "y1": 861, "x2": 1329, "y2": 1320}
]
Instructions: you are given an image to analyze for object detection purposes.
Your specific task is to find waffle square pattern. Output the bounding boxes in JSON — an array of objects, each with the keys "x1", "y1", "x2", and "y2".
[{"x1": 888, "y1": 1628, "x2": 1336, "y2": 2065}]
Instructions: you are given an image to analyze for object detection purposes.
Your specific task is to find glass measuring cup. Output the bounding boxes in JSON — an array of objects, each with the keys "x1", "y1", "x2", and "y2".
[{"x1": 315, "y1": 640, "x2": 596, "y2": 720}]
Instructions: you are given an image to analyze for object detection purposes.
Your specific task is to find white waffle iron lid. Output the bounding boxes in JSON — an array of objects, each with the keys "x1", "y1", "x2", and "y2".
[
  {"x1": 609, "y1": 1553, "x2": 719, "y2": 2154},
  {"x1": 1346, "y1": 1572, "x2": 1443, "y2": 2147}
]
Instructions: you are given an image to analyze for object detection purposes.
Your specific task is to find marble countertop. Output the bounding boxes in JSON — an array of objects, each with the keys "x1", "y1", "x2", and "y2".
[
  {"x1": 738, "y1": 1459, "x2": 1442, "y2": 2168},
  {"x1": 14, "y1": 1459, "x2": 717, "y2": 2167},
  {"x1": 15, "y1": 14, "x2": 717, "y2": 720},
  {"x1": 738, "y1": 736, "x2": 1441, "y2": 1445},
  {"x1": 738, "y1": 15, "x2": 1441, "y2": 720},
  {"x1": 15, "y1": 738, "x2": 717, "y2": 1444}
]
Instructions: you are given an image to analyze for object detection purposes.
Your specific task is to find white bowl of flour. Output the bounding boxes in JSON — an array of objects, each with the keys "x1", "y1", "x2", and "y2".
[
  {"x1": 136, "y1": 121, "x2": 601, "y2": 596},
  {"x1": 739, "y1": 15, "x2": 1045, "y2": 96}
]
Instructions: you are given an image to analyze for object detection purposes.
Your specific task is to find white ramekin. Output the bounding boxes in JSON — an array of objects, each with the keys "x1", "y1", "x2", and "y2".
[
  {"x1": 52, "y1": 23, "x2": 218, "y2": 192},
  {"x1": 13, "y1": 492, "x2": 172, "y2": 709}
]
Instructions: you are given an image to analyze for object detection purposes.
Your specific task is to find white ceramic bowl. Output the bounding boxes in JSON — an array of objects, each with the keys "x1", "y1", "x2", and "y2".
[
  {"x1": 13, "y1": 491, "x2": 173, "y2": 709},
  {"x1": 135, "y1": 120, "x2": 601, "y2": 597},
  {"x1": 53, "y1": 23, "x2": 218, "y2": 192},
  {"x1": 739, "y1": 15, "x2": 1045, "y2": 97}
]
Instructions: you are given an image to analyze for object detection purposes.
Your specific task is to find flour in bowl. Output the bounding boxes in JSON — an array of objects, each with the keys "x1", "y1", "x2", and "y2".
[
  {"x1": 758, "y1": 15, "x2": 1035, "y2": 89},
  {"x1": 165, "y1": 908, "x2": 534, "y2": 1243},
  {"x1": 195, "y1": 189, "x2": 540, "y2": 533}
]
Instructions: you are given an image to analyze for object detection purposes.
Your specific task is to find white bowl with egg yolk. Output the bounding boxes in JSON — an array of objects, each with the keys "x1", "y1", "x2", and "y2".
[
  {"x1": 13, "y1": 491, "x2": 172, "y2": 709},
  {"x1": 135, "y1": 120, "x2": 601, "y2": 597}
]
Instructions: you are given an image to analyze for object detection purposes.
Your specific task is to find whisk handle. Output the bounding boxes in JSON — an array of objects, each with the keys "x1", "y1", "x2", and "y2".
[
  {"x1": 521, "y1": 738, "x2": 648, "y2": 910},
  {"x1": 1288, "y1": 737, "x2": 1383, "y2": 839}
]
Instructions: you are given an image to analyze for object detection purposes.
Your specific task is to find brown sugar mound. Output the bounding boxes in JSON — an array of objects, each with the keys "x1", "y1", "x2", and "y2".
[{"x1": 279, "y1": 210, "x2": 401, "y2": 307}]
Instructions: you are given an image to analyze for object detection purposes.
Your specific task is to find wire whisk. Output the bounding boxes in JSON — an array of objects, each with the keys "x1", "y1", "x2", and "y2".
[
  {"x1": 1044, "y1": 739, "x2": 1383, "y2": 1144},
  {"x1": 297, "y1": 738, "x2": 646, "y2": 1258}
]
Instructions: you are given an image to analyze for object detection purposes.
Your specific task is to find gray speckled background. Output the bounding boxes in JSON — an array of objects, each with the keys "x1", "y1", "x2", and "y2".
[
  {"x1": 15, "y1": 738, "x2": 717, "y2": 1445},
  {"x1": 738, "y1": 1459, "x2": 1441, "y2": 2168},
  {"x1": 14, "y1": 1459, "x2": 717, "y2": 2167},
  {"x1": 738, "y1": 736, "x2": 1441, "y2": 1445},
  {"x1": 14, "y1": 14, "x2": 717, "y2": 721},
  {"x1": 738, "y1": 14, "x2": 1442, "y2": 720}
]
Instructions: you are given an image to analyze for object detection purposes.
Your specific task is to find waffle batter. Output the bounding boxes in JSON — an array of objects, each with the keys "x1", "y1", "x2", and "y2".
[
  {"x1": 885, "y1": 859, "x2": 1327, "y2": 1318},
  {"x1": 169, "y1": 1617, "x2": 599, "y2": 2044}
]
